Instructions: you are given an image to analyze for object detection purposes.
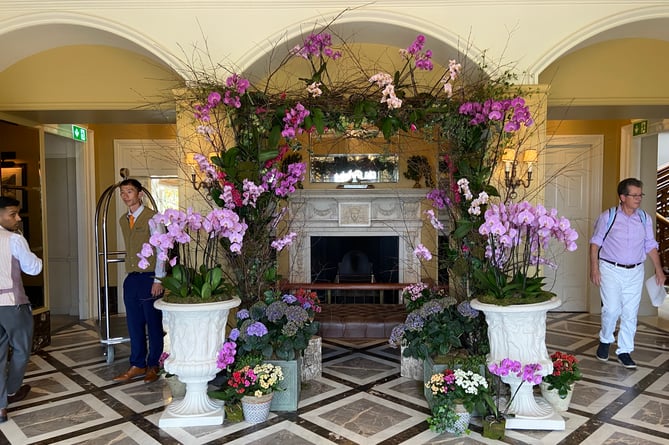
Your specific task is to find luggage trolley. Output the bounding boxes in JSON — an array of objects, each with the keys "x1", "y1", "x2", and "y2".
[{"x1": 95, "y1": 168, "x2": 158, "y2": 364}]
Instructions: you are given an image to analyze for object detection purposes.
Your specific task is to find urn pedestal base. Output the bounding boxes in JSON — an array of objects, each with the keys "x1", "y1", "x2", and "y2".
[{"x1": 505, "y1": 397, "x2": 565, "y2": 430}]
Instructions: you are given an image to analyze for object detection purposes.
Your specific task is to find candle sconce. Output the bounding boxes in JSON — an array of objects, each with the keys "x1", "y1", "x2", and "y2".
[{"x1": 502, "y1": 148, "x2": 537, "y2": 199}]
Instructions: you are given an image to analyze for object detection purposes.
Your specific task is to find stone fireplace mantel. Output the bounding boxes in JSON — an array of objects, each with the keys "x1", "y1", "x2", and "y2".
[{"x1": 288, "y1": 188, "x2": 427, "y2": 283}]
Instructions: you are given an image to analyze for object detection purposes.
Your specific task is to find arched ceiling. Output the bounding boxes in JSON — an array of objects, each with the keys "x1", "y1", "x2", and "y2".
[{"x1": 540, "y1": 17, "x2": 669, "y2": 120}]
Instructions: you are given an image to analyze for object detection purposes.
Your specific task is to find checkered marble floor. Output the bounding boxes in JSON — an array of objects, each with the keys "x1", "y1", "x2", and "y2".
[{"x1": 1, "y1": 313, "x2": 669, "y2": 444}]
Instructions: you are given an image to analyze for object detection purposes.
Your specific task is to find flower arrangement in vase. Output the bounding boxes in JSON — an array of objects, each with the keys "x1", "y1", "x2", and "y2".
[
  {"x1": 474, "y1": 200, "x2": 579, "y2": 305},
  {"x1": 425, "y1": 368, "x2": 491, "y2": 435},
  {"x1": 486, "y1": 358, "x2": 543, "y2": 420},
  {"x1": 137, "y1": 207, "x2": 244, "y2": 303},
  {"x1": 541, "y1": 351, "x2": 581, "y2": 401}
]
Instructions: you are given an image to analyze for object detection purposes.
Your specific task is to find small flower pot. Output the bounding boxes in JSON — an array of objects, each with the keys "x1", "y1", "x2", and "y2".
[
  {"x1": 540, "y1": 381, "x2": 574, "y2": 412},
  {"x1": 241, "y1": 393, "x2": 273, "y2": 424},
  {"x1": 224, "y1": 402, "x2": 244, "y2": 423},
  {"x1": 482, "y1": 415, "x2": 506, "y2": 440}
]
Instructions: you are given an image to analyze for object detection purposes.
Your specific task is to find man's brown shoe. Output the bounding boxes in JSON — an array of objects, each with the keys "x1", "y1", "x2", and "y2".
[
  {"x1": 144, "y1": 366, "x2": 159, "y2": 383},
  {"x1": 0, "y1": 408, "x2": 7, "y2": 423},
  {"x1": 8, "y1": 384, "x2": 30, "y2": 404},
  {"x1": 113, "y1": 366, "x2": 146, "y2": 382}
]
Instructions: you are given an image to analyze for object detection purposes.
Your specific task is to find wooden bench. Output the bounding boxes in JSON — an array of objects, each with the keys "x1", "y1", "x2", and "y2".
[{"x1": 280, "y1": 282, "x2": 409, "y2": 338}]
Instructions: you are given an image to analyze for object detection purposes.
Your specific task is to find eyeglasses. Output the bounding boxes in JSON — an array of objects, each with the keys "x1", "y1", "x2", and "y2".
[{"x1": 625, "y1": 193, "x2": 645, "y2": 199}]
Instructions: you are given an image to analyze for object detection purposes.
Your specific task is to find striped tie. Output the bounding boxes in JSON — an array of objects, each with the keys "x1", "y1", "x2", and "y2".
[{"x1": 129, "y1": 214, "x2": 135, "y2": 229}]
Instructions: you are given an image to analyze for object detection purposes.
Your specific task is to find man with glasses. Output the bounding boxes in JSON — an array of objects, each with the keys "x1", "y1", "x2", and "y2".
[{"x1": 590, "y1": 178, "x2": 665, "y2": 368}]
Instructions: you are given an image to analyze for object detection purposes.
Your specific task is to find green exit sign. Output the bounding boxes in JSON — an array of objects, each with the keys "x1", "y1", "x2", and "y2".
[
  {"x1": 72, "y1": 125, "x2": 87, "y2": 142},
  {"x1": 633, "y1": 120, "x2": 648, "y2": 136}
]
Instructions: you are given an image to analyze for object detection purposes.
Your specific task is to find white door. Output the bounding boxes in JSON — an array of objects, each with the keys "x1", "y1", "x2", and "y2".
[{"x1": 543, "y1": 135, "x2": 603, "y2": 312}]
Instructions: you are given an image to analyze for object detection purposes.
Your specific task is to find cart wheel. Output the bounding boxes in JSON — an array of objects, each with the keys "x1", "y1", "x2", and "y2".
[{"x1": 106, "y1": 345, "x2": 115, "y2": 364}]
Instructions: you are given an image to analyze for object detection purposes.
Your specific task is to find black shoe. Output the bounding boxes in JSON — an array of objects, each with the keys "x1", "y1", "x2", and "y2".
[
  {"x1": 596, "y1": 342, "x2": 610, "y2": 361},
  {"x1": 617, "y1": 353, "x2": 637, "y2": 369},
  {"x1": 8, "y1": 384, "x2": 30, "y2": 404}
]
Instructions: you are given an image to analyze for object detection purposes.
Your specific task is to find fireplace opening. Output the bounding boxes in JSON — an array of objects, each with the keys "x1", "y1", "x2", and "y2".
[{"x1": 310, "y1": 236, "x2": 399, "y2": 303}]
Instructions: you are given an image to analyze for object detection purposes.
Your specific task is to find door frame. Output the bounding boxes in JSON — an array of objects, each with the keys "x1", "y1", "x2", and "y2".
[
  {"x1": 42, "y1": 124, "x2": 97, "y2": 319},
  {"x1": 544, "y1": 134, "x2": 603, "y2": 313}
]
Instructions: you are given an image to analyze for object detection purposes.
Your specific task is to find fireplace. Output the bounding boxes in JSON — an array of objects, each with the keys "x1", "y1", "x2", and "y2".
[{"x1": 288, "y1": 188, "x2": 427, "y2": 300}]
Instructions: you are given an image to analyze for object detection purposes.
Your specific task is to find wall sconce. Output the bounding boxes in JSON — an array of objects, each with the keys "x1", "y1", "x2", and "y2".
[
  {"x1": 185, "y1": 152, "x2": 206, "y2": 191},
  {"x1": 503, "y1": 148, "x2": 537, "y2": 198}
]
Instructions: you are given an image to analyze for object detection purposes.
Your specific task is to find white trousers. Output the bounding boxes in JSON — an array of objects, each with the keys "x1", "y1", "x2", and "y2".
[{"x1": 598, "y1": 260, "x2": 644, "y2": 355}]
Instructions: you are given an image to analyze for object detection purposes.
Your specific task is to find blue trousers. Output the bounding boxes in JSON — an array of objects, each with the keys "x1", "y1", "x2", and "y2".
[{"x1": 123, "y1": 272, "x2": 163, "y2": 368}]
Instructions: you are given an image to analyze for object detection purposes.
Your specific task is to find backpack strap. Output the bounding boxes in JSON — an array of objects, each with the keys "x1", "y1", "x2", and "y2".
[{"x1": 598, "y1": 207, "x2": 648, "y2": 259}]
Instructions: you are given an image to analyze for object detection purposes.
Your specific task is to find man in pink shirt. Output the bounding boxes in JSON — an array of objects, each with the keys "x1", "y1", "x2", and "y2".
[{"x1": 590, "y1": 178, "x2": 665, "y2": 369}]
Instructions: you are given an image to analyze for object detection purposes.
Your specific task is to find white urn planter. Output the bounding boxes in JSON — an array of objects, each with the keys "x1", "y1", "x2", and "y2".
[
  {"x1": 470, "y1": 297, "x2": 565, "y2": 430},
  {"x1": 155, "y1": 297, "x2": 241, "y2": 428}
]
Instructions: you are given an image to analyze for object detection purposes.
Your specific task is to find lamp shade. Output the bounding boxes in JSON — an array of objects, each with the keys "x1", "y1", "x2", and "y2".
[
  {"x1": 523, "y1": 149, "x2": 538, "y2": 163},
  {"x1": 502, "y1": 148, "x2": 517, "y2": 162}
]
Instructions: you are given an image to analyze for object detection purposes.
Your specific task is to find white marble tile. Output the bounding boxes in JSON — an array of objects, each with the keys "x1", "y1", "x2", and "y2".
[
  {"x1": 24, "y1": 354, "x2": 56, "y2": 376},
  {"x1": 299, "y1": 376, "x2": 352, "y2": 408},
  {"x1": 1, "y1": 394, "x2": 122, "y2": 443},
  {"x1": 580, "y1": 423, "x2": 669, "y2": 444},
  {"x1": 146, "y1": 411, "x2": 277, "y2": 445},
  {"x1": 44, "y1": 329, "x2": 100, "y2": 351},
  {"x1": 301, "y1": 392, "x2": 425, "y2": 444},
  {"x1": 105, "y1": 378, "x2": 171, "y2": 412},
  {"x1": 612, "y1": 393, "x2": 669, "y2": 434},
  {"x1": 50, "y1": 422, "x2": 163, "y2": 445},
  {"x1": 73, "y1": 359, "x2": 133, "y2": 387},
  {"x1": 323, "y1": 353, "x2": 398, "y2": 385},
  {"x1": 13, "y1": 373, "x2": 85, "y2": 407},
  {"x1": 371, "y1": 376, "x2": 428, "y2": 408},
  {"x1": 49, "y1": 342, "x2": 129, "y2": 368},
  {"x1": 223, "y1": 420, "x2": 338, "y2": 444},
  {"x1": 320, "y1": 342, "x2": 354, "y2": 360},
  {"x1": 645, "y1": 370, "x2": 669, "y2": 396},
  {"x1": 568, "y1": 380, "x2": 626, "y2": 414},
  {"x1": 501, "y1": 411, "x2": 589, "y2": 444}
]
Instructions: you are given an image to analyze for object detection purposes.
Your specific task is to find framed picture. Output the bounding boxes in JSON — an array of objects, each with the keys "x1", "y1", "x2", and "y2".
[{"x1": 1, "y1": 165, "x2": 27, "y2": 212}]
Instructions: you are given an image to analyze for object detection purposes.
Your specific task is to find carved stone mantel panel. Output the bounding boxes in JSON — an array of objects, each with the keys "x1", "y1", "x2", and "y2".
[{"x1": 288, "y1": 189, "x2": 426, "y2": 283}]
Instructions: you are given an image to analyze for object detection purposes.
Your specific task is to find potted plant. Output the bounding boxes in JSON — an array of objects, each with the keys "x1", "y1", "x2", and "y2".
[
  {"x1": 483, "y1": 358, "x2": 544, "y2": 439},
  {"x1": 424, "y1": 367, "x2": 491, "y2": 435},
  {"x1": 540, "y1": 351, "x2": 582, "y2": 411},
  {"x1": 232, "y1": 289, "x2": 320, "y2": 411},
  {"x1": 231, "y1": 362, "x2": 284, "y2": 424},
  {"x1": 389, "y1": 288, "x2": 489, "y2": 361}
]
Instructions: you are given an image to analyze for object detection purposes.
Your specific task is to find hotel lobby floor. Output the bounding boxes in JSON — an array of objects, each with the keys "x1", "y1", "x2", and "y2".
[{"x1": 1, "y1": 311, "x2": 669, "y2": 444}]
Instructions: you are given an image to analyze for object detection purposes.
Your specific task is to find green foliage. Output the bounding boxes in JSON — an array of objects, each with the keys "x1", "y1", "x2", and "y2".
[
  {"x1": 161, "y1": 264, "x2": 235, "y2": 303},
  {"x1": 473, "y1": 267, "x2": 555, "y2": 305}
]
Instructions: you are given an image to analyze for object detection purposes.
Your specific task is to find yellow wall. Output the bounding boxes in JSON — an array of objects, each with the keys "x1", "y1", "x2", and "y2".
[
  {"x1": 540, "y1": 39, "x2": 669, "y2": 106},
  {"x1": 546, "y1": 119, "x2": 630, "y2": 209},
  {"x1": 0, "y1": 45, "x2": 181, "y2": 111}
]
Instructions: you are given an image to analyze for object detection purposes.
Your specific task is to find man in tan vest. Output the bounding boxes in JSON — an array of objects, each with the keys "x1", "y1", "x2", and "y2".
[
  {"x1": 0, "y1": 196, "x2": 42, "y2": 422},
  {"x1": 112, "y1": 179, "x2": 164, "y2": 384}
]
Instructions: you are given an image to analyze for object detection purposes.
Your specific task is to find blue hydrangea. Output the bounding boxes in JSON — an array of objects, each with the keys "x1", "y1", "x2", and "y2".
[
  {"x1": 389, "y1": 324, "x2": 406, "y2": 346},
  {"x1": 282, "y1": 293, "x2": 297, "y2": 304},
  {"x1": 266, "y1": 301, "x2": 287, "y2": 322},
  {"x1": 418, "y1": 300, "x2": 445, "y2": 317},
  {"x1": 405, "y1": 312, "x2": 425, "y2": 331},
  {"x1": 457, "y1": 300, "x2": 479, "y2": 318},
  {"x1": 229, "y1": 328, "x2": 240, "y2": 341},
  {"x1": 285, "y1": 305, "x2": 309, "y2": 325},
  {"x1": 237, "y1": 309, "x2": 250, "y2": 320},
  {"x1": 246, "y1": 321, "x2": 268, "y2": 337}
]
